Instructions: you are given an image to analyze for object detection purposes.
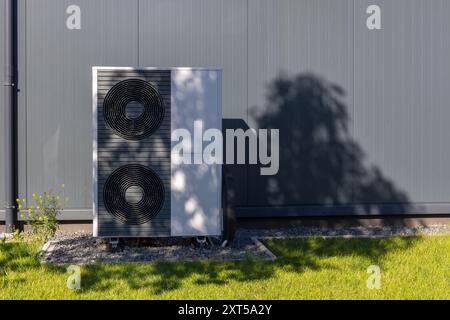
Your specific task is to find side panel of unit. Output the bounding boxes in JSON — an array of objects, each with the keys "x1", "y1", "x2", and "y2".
[
  {"x1": 171, "y1": 69, "x2": 222, "y2": 236},
  {"x1": 95, "y1": 68, "x2": 171, "y2": 237},
  {"x1": 353, "y1": 0, "x2": 450, "y2": 205}
]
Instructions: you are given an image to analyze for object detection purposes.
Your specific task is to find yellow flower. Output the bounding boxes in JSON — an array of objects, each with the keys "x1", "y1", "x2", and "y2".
[
  {"x1": 32, "y1": 193, "x2": 37, "y2": 199},
  {"x1": 16, "y1": 198, "x2": 20, "y2": 203},
  {"x1": 20, "y1": 213, "x2": 25, "y2": 219},
  {"x1": 56, "y1": 195, "x2": 60, "y2": 200},
  {"x1": 39, "y1": 216, "x2": 43, "y2": 221},
  {"x1": 28, "y1": 208, "x2": 32, "y2": 213},
  {"x1": 22, "y1": 198, "x2": 26, "y2": 202},
  {"x1": 37, "y1": 206, "x2": 40, "y2": 210},
  {"x1": 61, "y1": 183, "x2": 65, "y2": 189},
  {"x1": 18, "y1": 204, "x2": 23, "y2": 210}
]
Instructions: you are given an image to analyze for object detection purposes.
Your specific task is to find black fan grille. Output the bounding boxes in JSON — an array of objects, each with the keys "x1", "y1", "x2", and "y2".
[
  {"x1": 103, "y1": 79, "x2": 165, "y2": 140},
  {"x1": 103, "y1": 164, "x2": 165, "y2": 225}
]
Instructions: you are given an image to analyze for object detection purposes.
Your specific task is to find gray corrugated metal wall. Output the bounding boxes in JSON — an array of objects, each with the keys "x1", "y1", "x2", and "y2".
[
  {"x1": 23, "y1": 0, "x2": 138, "y2": 219},
  {"x1": 0, "y1": 0, "x2": 4, "y2": 217},
  {"x1": 138, "y1": 0, "x2": 249, "y2": 209},
  {"x1": 2, "y1": 0, "x2": 450, "y2": 220}
]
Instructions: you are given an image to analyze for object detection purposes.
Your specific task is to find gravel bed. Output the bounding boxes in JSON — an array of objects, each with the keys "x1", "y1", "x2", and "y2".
[{"x1": 41, "y1": 224, "x2": 450, "y2": 265}]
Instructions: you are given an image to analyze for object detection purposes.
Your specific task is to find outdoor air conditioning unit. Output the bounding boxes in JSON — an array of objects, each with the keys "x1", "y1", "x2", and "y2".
[{"x1": 93, "y1": 67, "x2": 222, "y2": 238}]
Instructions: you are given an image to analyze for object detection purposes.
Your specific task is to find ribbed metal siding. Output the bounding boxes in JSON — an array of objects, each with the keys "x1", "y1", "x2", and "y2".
[
  {"x1": 96, "y1": 69, "x2": 171, "y2": 237},
  {"x1": 247, "y1": 0, "x2": 354, "y2": 206},
  {"x1": 138, "y1": 0, "x2": 249, "y2": 208},
  {"x1": 354, "y1": 0, "x2": 450, "y2": 204}
]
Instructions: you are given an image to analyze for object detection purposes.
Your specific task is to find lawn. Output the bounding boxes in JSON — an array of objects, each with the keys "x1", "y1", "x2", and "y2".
[{"x1": 0, "y1": 235, "x2": 449, "y2": 299}]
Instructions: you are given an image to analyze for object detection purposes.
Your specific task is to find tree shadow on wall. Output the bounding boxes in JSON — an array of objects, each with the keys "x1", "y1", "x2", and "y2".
[{"x1": 234, "y1": 73, "x2": 411, "y2": 214}]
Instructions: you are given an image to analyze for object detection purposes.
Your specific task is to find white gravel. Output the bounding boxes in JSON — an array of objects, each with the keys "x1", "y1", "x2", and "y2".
[{"x1": 41, "y1": 224, "x2": 450, "y2": 265}]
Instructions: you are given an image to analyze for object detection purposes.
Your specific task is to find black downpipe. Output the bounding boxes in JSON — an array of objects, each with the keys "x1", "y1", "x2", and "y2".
[{"x1": 3, "y1": 0, "x2": 18, "y2": 233}]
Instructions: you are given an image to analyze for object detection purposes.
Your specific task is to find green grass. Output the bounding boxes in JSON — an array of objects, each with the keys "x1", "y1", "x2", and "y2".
[{"x1": 1, "y1": 235, "x2": 449, "y2": 299}]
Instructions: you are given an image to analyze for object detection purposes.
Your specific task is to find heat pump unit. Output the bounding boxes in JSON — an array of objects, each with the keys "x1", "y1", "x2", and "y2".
[{"x1": 93, "y1": 67, "x2": 222, "y2": 238}]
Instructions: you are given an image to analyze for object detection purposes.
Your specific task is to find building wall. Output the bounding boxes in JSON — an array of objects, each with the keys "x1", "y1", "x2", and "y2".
[
  {"x1": 353, "y1": 0, "x2": 450, "y2": 204},
  {"x1": 1, "y1": 0, "x2": 450, "y2": 220}
]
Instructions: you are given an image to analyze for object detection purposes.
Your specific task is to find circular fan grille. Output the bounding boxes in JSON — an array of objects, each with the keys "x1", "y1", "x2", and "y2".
[
  {"x1": 103, "y1": 164, "x2": 165, "y2": 225},
  {"x1": 103, "y1": 79, "x2": 165, "y2": 140}
]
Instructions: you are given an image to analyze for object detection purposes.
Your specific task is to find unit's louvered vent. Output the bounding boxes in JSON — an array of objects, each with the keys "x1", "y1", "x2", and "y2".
[
  {"x1": 103, "y1": 79, "x2": 165, "y2": 140},
  {"x1": 103, "y1": 164, "x2": 165, "y2": 225}
]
